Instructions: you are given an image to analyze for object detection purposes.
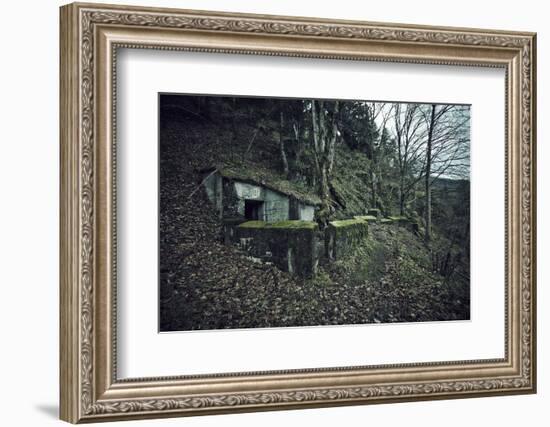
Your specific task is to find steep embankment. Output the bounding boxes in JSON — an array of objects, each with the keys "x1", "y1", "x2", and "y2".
[{"x1": 159, "y1": 116, "x2": 300, "y2": 331}]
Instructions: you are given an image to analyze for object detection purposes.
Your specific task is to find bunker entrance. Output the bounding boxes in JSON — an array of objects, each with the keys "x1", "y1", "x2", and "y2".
[{"x1": 244, "y1": 199, "x2": 264, "y2": 220}]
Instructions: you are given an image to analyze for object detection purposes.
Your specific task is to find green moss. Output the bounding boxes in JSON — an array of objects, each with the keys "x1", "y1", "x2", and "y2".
[
  {"x1": 389, "y1": 215, "x2": 408, "y2": 221},
  {"x1": 267, "y1": 220, "x2": 317, "y2": 230},
  {"x1": 354, "y1": 215, "x2": 377, "y2": 222},
  {"x1": 330, "y1": 145, "x2": 373, "y2": 216},
  {"x1": 217, "y1": 165, "x2": 321, "y2": 206},
  {"x1": 238, "y1": 220, "x2": 317, "y2": 230},
  {"x1": 330, "y1": 218, "x2": 367, "y2": 228},
  {"x1": 238, "y1": 220, "x2": 267, "y2": 228}
]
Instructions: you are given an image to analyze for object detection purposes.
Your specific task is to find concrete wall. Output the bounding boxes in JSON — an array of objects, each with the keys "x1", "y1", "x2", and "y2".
[
  {"x1": 221, "y1": 178, "x2": 241, "y2": 218},
  {"x1": 222, "y1": 217, "x2": 247, "y2": 245},
  {"x1": 234, "y1": 181, "x2": 266, "y2": 219},
  {"x1": 263, "y1": 188, "x2": 290, "y2": 222},
  {"x1": 233, "y1": 181, "x2": 290, "y2": 221},
  {"x1": 299, "y1": 203, "x2": 315, "y2": 221},
  {"x1": 204, "y1": 173, "x2": 316, "y2": 222},
  {"x1": 289, "y1": 197, "x2": 316, "y2": 221},
  {"x1": 326, "y1": 219, "x2": 369, "y2": 261},
  {"x1": 234, "y1": 181, "x2": 262, "y2": 200},
  {"x1": 235, "y1": 221, "x2": 319, "y2": 278},
  {"x1": 224, "y1": 216, "x2": 376, "y2": 277}
]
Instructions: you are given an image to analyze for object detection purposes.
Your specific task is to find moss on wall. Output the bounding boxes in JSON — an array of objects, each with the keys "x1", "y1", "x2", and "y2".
[
  {"x1": 389, "y1": 215, "x2": 408, "y2": 221},
  {"x1": 353, "y1": 215, "x2": 378, "y2": 222},
  {"x1": 330, "y1": 218, "x2": 367, "y2": 228},
  {"x1": 238, "y1": 220, "x2": 317, "y2": 230},
  {"x1": 326, "y1": 219, "x2": 369, "y2": 260},
  {"x1": 238, "y1": 220, "x2": 268, "y2": 229}
]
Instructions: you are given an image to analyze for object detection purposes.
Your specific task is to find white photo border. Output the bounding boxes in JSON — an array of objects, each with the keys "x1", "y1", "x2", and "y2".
[{"x1": 116, "y1": 48, "x2": 506, "y2": 379}]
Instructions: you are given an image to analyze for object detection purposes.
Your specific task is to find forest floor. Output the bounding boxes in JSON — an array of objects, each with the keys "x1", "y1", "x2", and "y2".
[{"x1": 159, "y1": 115, "x2": 469, "y2": 331}]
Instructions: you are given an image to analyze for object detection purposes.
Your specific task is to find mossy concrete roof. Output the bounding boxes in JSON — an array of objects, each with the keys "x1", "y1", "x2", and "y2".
[
  {"x1": 238, "y1": 220, "x2": 318, "y2": 230},
  {"x1": 201, "y1": 164, "x2": 321, "y2": 206},
  {"x1": 330, "y1": 218, "x2": 369, "y2": 228},
  {"x1": 353, "y1": 215, "x2": 378, "y2": 222}
]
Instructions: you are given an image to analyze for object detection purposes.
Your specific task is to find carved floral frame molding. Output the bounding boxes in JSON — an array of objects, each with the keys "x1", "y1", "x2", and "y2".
[{"x1": 60, "y1": 2, "x2": 536, "y2": 423}]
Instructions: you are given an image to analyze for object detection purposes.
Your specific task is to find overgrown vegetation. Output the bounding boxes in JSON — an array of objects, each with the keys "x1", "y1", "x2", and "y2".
[{"x1": 159, "y1": 94, "x2": 471, "y2": 331}]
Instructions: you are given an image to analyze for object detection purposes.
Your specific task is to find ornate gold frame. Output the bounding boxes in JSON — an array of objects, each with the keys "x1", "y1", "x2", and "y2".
[{"x1": 60, "y1": 2, "x2": 537, "y2": 423}]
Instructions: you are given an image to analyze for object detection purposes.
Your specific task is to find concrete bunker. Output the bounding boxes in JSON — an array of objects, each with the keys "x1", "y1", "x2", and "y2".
[
  {"x1": 234, "y1": 220, "x2": 320, "y2": 278},
  {"x1": 201, "y1": 166, "x2": 420, "y2": 277},
  {"x1": 202, "y1": 167, "x2": 319, "y2": 222}
]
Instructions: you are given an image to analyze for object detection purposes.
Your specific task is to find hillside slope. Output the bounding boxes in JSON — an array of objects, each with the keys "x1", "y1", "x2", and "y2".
[{"x1": 159, "y1": 112, "x2": 469, "y2": 331}]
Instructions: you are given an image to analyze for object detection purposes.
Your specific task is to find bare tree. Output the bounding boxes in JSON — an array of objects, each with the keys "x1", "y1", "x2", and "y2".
[
  {"x1": 365, "y1": 102, "x2": 393, "y2": 210},
  {"x1": 421, "y1": 104, "x2": 470, "y2": 241},
  {"x1": 424, "y1": 105, "x2": 436, "y2": 242},
  {"x1": 391, "y1": 103, "x2": 427, "y2": 215},
  {"x1": 279, "y1": 110, "x2": 289, "y2": 176},
  {"x1": 311, "y1": 100, "x2": 340, "y2": 227},
  {"x1": 389, "y1": 101, "x2": 470, "y2": 225}
]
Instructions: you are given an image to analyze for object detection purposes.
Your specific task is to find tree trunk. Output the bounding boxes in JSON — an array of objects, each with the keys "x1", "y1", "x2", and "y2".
[
  {"x1": 424, "y1": 105, "x2": 436, "y2": 242},
  {"x1": 292, "y1": 121, "x2": 302, "y2": 165},
  {"x1": 370, "y1": 170, "x2": 377, "y2": 208},
  {"x1": 279, "y1": 110, "x2": 289, "y2": 176},
  {"x1": 311, "y1": 100, "x2": 340, "y2": 228},
  {"x1": 398, "y1": 175, "x2": 406, "y2": 216}
]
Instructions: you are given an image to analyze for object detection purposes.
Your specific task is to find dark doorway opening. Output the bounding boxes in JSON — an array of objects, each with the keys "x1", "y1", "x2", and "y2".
[{"x1": 244, "y1": 199, "x2": 264, "y2": 220}]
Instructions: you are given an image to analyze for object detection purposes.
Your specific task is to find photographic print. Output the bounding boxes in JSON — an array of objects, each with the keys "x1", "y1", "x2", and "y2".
[
  {"x1": 159, "y1": 94, "x2": 471, "y2": 332},
  {"x1": 60, "y1": 5, "x2": 536, "y2": 420}
]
